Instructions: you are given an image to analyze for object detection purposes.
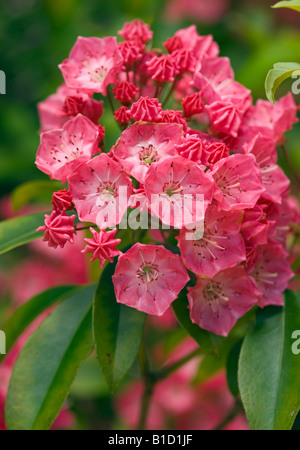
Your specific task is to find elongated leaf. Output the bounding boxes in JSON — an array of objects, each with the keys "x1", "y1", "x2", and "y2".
[
  {"x1": 93, "y1": 260, "x2": 146, "y2": 393},
  {"x1": 238, "y1": 291, "x2": 300, "y2": 430},
  {"x1": 5, "y1": 285, "x2": 95, "y2": 430},
  {"x1": 0, "y1": 213, "x2": 46, "y2": 255},
  {"x1": 265, "y1": 62, "x2": 300, "y2": 103},
  {"x1": 11, "y1": 180, "x2": 63, "y2": 212},
  {"x1": 172, "y1": 289, "x2": 223, "y2": 355},
  {"x1": 226, "y1": 341, "x2": 243, "y2": 397},
  {"x1": 0, "y1": 285, "x2": 76, "y2": 363},
  {"x1": 272, "y1": 1, "x2": 300, "y2": 12}
]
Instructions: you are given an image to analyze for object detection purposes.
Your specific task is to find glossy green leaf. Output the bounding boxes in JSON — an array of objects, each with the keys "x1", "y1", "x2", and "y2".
[
  {"x1": 272, "y1": 1, "x2": 300, "y2": 12},
  {"x1": 0, "y1": 285, "x2": 76, "y2": 363},
  {"x1": 5, "y1": 285, "x2": 95, "y2": 430},
  {"x1": 0, "y1": 213, "x2": 45, "y2": 255},
  {"x1": 11, "y1": 180, "x2": 63, "y2": 212},
  {"x1": 238, "y1": 291, "x2": 300, "y2": 430},
  {"x1": 93, "y1": 260, "x2": 146, "y2": 393},
  {"x1": 265, "y1": 62, "x2": 300, "y2": 103},
  {"x1": 172, "y1": 289, "x2": 223, "y2": 356}
]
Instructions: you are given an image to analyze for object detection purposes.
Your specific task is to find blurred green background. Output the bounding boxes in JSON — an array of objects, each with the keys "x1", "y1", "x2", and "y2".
[{"x1": 0, "y1": 0, "x2": 299, "y2": 200}]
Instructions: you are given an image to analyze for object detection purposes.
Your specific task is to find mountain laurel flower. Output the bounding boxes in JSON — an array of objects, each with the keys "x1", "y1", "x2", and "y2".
[
  {"x1": 51, "y1": 189, "x2": 73, "y2": 212},
  {"x1": 182, "y1": 92, "x2": 204, "y2": 117},
  {"x1": 130, "y1": 96, "x2": 162, "y2": 122},
  {"x1": 34, "y1": 22, "x2": 299, "y2": 333},
  {"x1": 68, "y1": 152, "x2": 132, "y2": 228},
  {"x1": 35, "y1": 114, "x2": 100, "y2": 183},
  {"x1": 118, "y1": 19, "x2": 153, "y2": 43},
  {"x1": 118, "y1": 40, "x2": 144, "y2": 67},
  {"x1": 147, "y1": 54, "x2": 178, "y2": 83},
  {"x1": 144, "y1": 156, "x2": 215, "y2": 228},
  {"x1": 112, "y1": 243, "x2": 189, "y2": 315},
  {"x1": 82, "y1": 227, "x2": 122, "y2": 268},
  {"x1": 112, "y1": 81, "x2": 139, "y2": 103},
  {"x1": 114, "y1": 106, "x2": 132, "y2": 124},
  {"x1": 59, "y1": 36, "x2": 123, "y2": 95},
  {"x1": 187, "y1": 267, "x2": 259, "y2": 336},
  {"x1": 113, "y1": 123, "x2": 183, "y2": 182},
  {"x1": 37, "y1": 211, "x2": 76, "y2": 249}
]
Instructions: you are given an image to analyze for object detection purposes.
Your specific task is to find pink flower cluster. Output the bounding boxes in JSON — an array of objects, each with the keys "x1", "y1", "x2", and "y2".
[{"x1": 35, "y1": 20, "x2": 299, "y2": 337}]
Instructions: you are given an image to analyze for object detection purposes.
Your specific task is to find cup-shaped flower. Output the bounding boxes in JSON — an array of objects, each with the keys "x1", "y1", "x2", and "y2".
[
  {"x1": 68, "y1": 153, "x2": 132, "y2": 229},
  {"x1": 35, "y1": 114, "x2": 100, "y2": 183},
  {"x1": 112, "y1": 243, "x2": 189, "y2": 315}
]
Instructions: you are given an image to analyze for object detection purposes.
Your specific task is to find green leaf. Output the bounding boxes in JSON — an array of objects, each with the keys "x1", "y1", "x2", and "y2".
[
  {"x1": 0, "y1": 213, "x2": 46, "y2": 255},
  {"x1": 93, "y1": 260, "x2": 146, "y2": 393},
  {"x1": 192, "y1": 353, "x2": 225, "y2": 386},
  {"x1": 226, "y1": 340, "x2": 243, "y2": 397},
  {"x1": 172, "y1": 289, "x2": 223, "y2": 355},
  {"x1": 238, "y1": 291, "x2": 300, "y2": 430},
  {"x1": 0, "y1": 285, "x2": 76, "y2": 363},
  {"x1": 272, "y1": 1, "x2": 300, "y2": 12},
  {"x1": 5, "y1": 285, "x2": 96, "y2": 430},
  {"x1": 265, "y1": 62, "x2": 300, "y2": 103},
  {"x1": 11, "y1": 180, "x2": 63, "y2": 212}
]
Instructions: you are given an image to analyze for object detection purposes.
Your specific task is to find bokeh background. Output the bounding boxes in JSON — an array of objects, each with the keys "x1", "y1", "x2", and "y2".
[{"x1": 0, "y1": 0, "x2": 300, "y2": 430}]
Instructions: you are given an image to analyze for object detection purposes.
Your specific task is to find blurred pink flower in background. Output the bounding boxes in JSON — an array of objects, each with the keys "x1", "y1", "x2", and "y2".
[{"x1": 165, "y1": 0, "x2": 229, "y2": 24}]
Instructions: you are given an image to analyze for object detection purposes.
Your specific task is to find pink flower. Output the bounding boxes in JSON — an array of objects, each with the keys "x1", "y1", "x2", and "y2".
[
  {"x1": 82, "y1": 227, "x2": 122, "y2": 268},
  {"x1": 128, "y1": 186, "x2": 149, "y2": 212},
  {"x1": 130, "y1": 96, "x2": 162, "y2": 122},
  {"x1": 113, "y1": 123, "x2": 183, "y2": 182},
  {"x1": 239, "y1": 93, "x2": 298, "y2": 145},
  {"x1": 194, "y1": 57, "x2": 234, "y2": 104},
  {"x1": 114, "y1": 106, "x2": 132, "y2": 124},
  {"x1": 170, "y1": 49, "x2": 196, "y2": 73},
  {"x1": 163, "y1": 36, "x2": 184, "y2": 53},
  {"x1": 243, "y1": 134, "x2": 290, "y2": 204},
  {"x1": 177, "y1": 205, "x2": 245, "y2": 278},
  {"x1": 59, "y1": 36, "x2": 123, "y2": 94},
  {"x1": 118, "y1": 40, "x2": 144, "y2": 67},
  {"x1": 203, "y1": 140, "x2": 229, "y2": 166},
  {"x1": 51, "y1": 189, "x2": 73, "y2": 212},
  {"x1": 187, "y1": 267, "x2": 259, "y2": 336},
  {"x1": 112, "y1": 243, "x2": 189, "y2": 315},
  {"x1": 206, "y1": 100, "x2": 242, "y2": 137},
  {"x1": 159, "y1": 109, "x2": 187, "y2": 131},
  {"x1": 68, "y1": 153, "x2": 132, "y2": 228},
  {"x1": 112, "y1": 81, "x2": 139, "y2": 103},
  {"x1": 182, "y1": 92, "x2": 204, "y2": 117},
  {"x1": 37, "y1": 84, "x2": 103, "y2": 132},
  {"x1": 144, "y1": 156, "x2": 215, "y2": 228},
  {"x1": 210, "y1": 154, "x2": 265, "y2": 212},
  {"x1": 118, "y1": 19, "x2": 153, "y2": 43},
  {"x1": 174, "y1": 26, "x2": 219, "y2": 61},
  {"x1": 175, "y1": 133, "x2": 206, "y2": 164},
  {"x1": 249, "y1": 243, "x2": 294, "y2": 307},
  {"x1": 147, "y1": 54, "x2": 178, "y2": 83},
  {"x1": 35, "y1": 114, "x2": 100, "y2": 183},
  {"x1": 37, "y1": 211, "x2": 76, "y2": 249}
]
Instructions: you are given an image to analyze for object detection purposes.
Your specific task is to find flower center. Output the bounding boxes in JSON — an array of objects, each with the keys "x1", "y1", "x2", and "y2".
[
  {"x1": 204, "y1": 282, "x2": 229, "y2": 303},
  {"x1": 137, "y1": 264, "x2": 159, "y2": 283},
  {"x1": 163, "y1": 181, "x2": 184, "y2": 197},
  {"x1": 97, "y1": 182, "x2": 116, "y2": 199},
  {"x1": 138, "y1": 144, "x2": 158, "y2": 166}
]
